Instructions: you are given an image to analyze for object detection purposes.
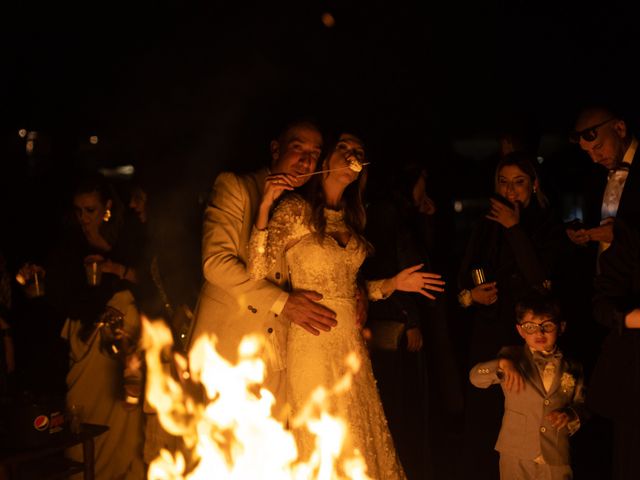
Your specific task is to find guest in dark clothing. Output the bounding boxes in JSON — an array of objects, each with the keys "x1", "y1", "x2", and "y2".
[
  {"x1": 125, "y1": 173, "x2": 201, "y2": 466},
  {"x1": 458, "y1": 152, "x2": 570, "y2": 480},
  {"x1": 363, "y1": 163, "x2": 457, "y2": 480},
  {"x1": 42, "y1": 174, "x2": 144, "y2": 372},
  {"x1": 126, "y1": 174, "x2": 200, "y2": 352},
  {"x1": 0, "y1": 252, "x2": 14, "y2": 395},
  {"x1": 566, "y1": 105, "x2": 640, "y2": 257},
  {"x1": 10, "y1": 261, "x2": 68, "y2": 398},
  {"x1": 7, "y1": 172, "x2": 146, "y2": 399},
  {"x1": 5, "y1": 173, "x2": 145, "y2": 478},
  {"x1": 591, "y1": 218, "x2": 640, "y2": 480},
  {"x1": 42, "y1": 174, "x2": 144, "y2": 329},
  {"x1": 49, "y1": 173, "x2": 145, "y2": 478},
  {"x1": 561, "y1": 105, "x2": 640, "y2": 479}
]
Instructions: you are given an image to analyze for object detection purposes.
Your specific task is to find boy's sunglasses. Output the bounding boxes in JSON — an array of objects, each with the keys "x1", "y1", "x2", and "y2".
[
  {"x1": 569, "y1": 118, "x2": 615, "y2": 144},
  {"x1": 518, "y1": 321, "x2": 558, "y2": 334}
]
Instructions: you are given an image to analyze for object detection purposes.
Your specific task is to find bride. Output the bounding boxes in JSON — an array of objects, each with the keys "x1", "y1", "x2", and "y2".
[{"x1": 248, "y1": 131, "x2": 444, "y2": 479}]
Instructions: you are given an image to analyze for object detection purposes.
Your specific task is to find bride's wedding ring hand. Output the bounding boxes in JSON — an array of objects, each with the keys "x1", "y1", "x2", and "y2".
[
  {"x1": 282, "y1": 290, "x2": 337, "y2": 336},
  {"x1": 395, "y1": 264, "x2": 445, "y2": 300},
  {"x1": 262, "y1": 173, "x2": 297, "y2": 207}
]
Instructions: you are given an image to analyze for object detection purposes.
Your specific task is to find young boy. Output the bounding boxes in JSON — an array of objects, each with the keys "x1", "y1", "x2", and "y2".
[{"x1": 470, "y1": 294, "x2": 586, "y2": 480}]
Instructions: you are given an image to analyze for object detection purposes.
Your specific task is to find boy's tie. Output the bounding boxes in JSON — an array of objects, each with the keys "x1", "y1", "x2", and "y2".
[{"x1": 532, "y1": 350, "x2": 562, "y2": 393}]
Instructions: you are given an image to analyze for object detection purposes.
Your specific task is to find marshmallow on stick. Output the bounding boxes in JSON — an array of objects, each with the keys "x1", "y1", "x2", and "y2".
[{"x1": 297, "y1": 160, "x2": 369, "y2": 178}]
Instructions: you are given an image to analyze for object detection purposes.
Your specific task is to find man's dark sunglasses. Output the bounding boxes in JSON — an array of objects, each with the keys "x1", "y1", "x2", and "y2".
[{"x1": 569, "y1": 118, "x2": 615, "y2": 143}]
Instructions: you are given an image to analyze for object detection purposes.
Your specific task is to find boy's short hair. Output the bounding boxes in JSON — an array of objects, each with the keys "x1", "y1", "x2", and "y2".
[{"x1": 515, "y1": 292, "x2": 561, "y2": 325}]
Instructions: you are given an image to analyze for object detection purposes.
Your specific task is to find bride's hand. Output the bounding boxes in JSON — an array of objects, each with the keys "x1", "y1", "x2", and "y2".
[
  {"x1": 394, "y1": 264, "x2": 445, "y2": 299},
  {"x1": 262, "y1": 173, "x2": 296, "y2": 208},
  {"x1": 256, "y1": 173, "x2": 297, "y2": 229}
]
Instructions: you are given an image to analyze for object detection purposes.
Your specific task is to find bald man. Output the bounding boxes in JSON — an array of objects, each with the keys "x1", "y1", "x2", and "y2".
[
  {"x1": 567, "y1": 107, "x2": 640, "y2": 254},
  {"x1": 571, "y1": 107, "x2": 640, "y2": 480}
]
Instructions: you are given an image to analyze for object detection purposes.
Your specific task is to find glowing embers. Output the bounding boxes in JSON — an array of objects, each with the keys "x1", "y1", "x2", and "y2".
[{"x1": 142, "y1": 319, "x2": 371, "y2": 479}]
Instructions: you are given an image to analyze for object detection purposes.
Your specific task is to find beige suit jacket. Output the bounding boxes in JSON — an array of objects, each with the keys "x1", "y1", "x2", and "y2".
[
  {"x1": 189, "y1": 168, "x2": 290, "y2": 377},
  {"x1": 470, "y1": 346, "x2": 586, "y2": 466}
]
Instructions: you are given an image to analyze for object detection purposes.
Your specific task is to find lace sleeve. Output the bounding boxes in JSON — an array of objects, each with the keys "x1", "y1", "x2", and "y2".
[
  {"x1": 366, "y1": 279, "x2": 392, "y2": 301},
  {"x1": 248, "y1": 195, "x2": 309, "y2": 280}
]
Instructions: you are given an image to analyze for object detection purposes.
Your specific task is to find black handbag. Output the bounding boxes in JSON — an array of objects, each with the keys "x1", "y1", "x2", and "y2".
[
  {"x1": 366, "y1": 289, "x2": 416, "y2": 352},
  {"x1": 368, "y1": 319, "x2": 406, "y2": 351}
]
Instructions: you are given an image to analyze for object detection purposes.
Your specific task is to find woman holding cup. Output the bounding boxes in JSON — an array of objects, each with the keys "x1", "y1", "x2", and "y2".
[
  {"x1": 457, "y1": 152, "x2": 569, "y2": 479},
  {"x1": 15, "y1": 263, "x2": 46, "y2": 298},
  {"x1": 43, "y1": 173, "x2": 145, "y2": 479}
]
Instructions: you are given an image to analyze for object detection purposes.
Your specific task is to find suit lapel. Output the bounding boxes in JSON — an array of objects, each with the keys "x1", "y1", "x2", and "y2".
[
  {"x1": 246, "y1": 168, "x2": 268, "y2": 216},
  {"x1": 547, "y1": 358, "x2": 568, "y2": 397},
  {"x1": 239, "y1": 168, "x2": 268, "y2": 256}
]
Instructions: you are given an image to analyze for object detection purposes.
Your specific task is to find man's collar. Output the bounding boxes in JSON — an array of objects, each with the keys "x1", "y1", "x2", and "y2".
[{"x1": 621, "y1": 136, "x2": 638, "y2": 167}]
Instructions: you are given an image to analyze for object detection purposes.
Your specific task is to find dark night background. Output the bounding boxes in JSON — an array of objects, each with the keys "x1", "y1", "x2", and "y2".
[
  {"x1": 1, "y1": 1, "x2": 639, "y2": 272},
  {"x1": 1, "y1": 3, "x2": 638, "y2": 478}
]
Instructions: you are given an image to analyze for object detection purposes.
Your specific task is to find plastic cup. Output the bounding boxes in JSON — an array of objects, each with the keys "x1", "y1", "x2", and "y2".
[{"x1": 68, "y1": 404, "x2": 84, "y2": 434}]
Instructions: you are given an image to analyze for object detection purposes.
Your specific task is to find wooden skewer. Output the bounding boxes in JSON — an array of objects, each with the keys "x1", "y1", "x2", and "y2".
[{"x1": 296, "y1": 163, "x2": 370, "y2": 178}]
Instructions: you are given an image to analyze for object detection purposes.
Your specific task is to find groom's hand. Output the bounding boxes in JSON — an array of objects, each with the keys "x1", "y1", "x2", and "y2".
[{"x1": 283, "y1": 290, "x2": 337, "y2": 336}]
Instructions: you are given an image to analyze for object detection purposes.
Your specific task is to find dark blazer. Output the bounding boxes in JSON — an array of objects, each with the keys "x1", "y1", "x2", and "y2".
[
  {"x1": 615, "y1": 143, "x2": 640, "y2": 227},
  {"x1": 364, "y1": 196, "x2": 464, "y2": 412},
  {"x1": 591, "y1": 219, "x2": 640, "y2": 422},
  {"x1": 363, "y1": 198, "x2": 431, "y2": 330}
]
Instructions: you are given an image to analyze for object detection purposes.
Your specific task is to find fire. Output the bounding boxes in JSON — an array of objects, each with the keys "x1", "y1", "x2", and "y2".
[{"x1": 142, "y1": 318, "x2": 372, "y2": 480}]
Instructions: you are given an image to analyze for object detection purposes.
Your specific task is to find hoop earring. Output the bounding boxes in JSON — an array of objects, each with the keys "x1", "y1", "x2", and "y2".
[{"x1": 103, "y1": 209, "x2": 111, "y2": 222}]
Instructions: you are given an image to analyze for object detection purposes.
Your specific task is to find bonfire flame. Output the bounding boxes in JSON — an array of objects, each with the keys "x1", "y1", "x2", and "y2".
[{"x1": 142, "y1": 318, "x2": 372, "y2": 480}]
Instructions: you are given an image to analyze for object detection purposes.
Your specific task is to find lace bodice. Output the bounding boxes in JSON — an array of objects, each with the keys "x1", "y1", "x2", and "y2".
[{"x1": 248, "y1": 195, "x2": 386, "y2": 300}]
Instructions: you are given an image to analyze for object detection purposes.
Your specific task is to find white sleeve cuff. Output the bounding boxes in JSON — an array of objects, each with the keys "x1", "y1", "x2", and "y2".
[{"x1": 270, "y1": 291, "x2": 289, "y2": 316}]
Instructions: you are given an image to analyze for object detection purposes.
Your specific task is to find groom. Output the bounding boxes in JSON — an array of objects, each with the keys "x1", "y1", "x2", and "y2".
[{"x1": 189, "y1": 119, "x2": 337, "y2": 417}]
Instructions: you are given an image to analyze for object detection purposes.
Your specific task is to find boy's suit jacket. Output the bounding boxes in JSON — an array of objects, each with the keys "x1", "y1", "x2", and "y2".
[
  {"x1": 470, "y1": 345, "x2": 586, "y2": 466},
  {"x1": 189, "y1": 168, "x2": 290, "y2": 373}
]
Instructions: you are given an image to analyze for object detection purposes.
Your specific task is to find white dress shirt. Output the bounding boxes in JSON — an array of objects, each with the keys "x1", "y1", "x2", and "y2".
[{"x1": 598, "y1": 137, "x2": 637, "y2": 256}]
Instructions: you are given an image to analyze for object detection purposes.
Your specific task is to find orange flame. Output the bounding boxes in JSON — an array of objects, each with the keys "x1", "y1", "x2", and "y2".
[{"x1": 142, "y1": 318, "x2": 372, "y2": 480}]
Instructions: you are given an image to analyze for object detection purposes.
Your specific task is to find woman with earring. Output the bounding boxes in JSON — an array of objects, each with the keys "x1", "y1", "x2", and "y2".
[
  {"x1": 457, "y1": 152, "x2": 569, "y2": 480},
  {"x1": 247, "y1": 131, "x2": 444, "y2": 479},
  {"x1": 71, "y1": 176, "x2": 140, "y2": 283},
  {"x1": 41, "y1": 173, "x2": 146, "y2": 479}
]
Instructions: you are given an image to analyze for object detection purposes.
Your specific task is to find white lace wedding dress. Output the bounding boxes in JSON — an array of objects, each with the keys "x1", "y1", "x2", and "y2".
[{"x1": 249, "y1": 194, "x2": 406, "y2": 480}]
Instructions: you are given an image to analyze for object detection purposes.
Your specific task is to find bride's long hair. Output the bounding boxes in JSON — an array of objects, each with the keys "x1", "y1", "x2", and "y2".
[{"x1": 303, "y1": 133, "x2": 371, "y2": 251}]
